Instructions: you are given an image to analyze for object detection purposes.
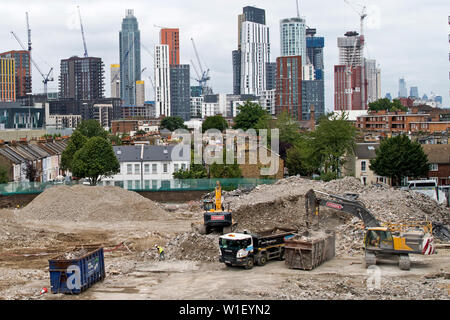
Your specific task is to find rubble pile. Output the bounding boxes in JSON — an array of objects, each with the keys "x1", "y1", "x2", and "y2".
[
  {"x1": 60, "y1": 249, "x2": 88, "y2": 260},
  {"x1": 222, "y1": 176, "x2": 449, "y2": 256},
  {"x1": 18, "y1": 185, "x2": 170, "y2": 222},
  {"x1": 278, "y1": 276, "x2": 449, "y2": 300},
  {"x1": 164, "y1": 232, "x2": 219, "y2": 262}
]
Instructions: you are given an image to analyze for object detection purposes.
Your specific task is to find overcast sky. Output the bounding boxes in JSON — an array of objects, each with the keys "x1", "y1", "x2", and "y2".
[{"x1": 1, "y1": 0, "x2": 449, "y2": 110}]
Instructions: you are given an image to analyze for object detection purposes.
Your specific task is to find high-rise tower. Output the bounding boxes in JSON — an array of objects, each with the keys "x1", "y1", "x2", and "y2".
[
  {"x1": 119, "y1": 9, "x2": 141, "y2": 106},
  {"x1": 232, "y1": 6, "x2": 270, "y2": 96},
  {"x1": 160, "y1": 29, "x2": 180, "y2": 66}
]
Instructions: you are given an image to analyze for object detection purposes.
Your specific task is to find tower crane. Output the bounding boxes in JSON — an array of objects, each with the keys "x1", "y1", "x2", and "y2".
[
  {"x1": 77, "y1": 6, "x2": 88, "y2": 58},
  {"x1": 11, "y1": 31, "x2": 53, "y2": 94},
  {"x1": 344, "y1": 0, "x2": 367, "y2": 37},
  {"x1": 26, "y1": 12, "x2": 31, "y2": 52},
  {"x1": 190, "y1": 38, "x2": 212, "y2": 95},
  {"x1": 343, "y1": 0, "x2": 368, "y2": 109}
]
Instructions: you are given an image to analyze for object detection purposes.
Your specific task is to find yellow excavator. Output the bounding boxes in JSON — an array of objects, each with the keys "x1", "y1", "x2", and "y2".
[
  {"x1": 195, "y1": 181, "x2": 235, "y2": 235},
  {"x1": 305, "y1": 189, "x2": 436, "y2": 270}
]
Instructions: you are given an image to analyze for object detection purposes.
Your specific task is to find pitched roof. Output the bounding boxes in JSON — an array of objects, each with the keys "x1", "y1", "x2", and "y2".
[
  {"x1": 421, "y1": 144, "x2": 450, "y2": 164},
  {"x1": 354, "y1": 143, "x2": 379, "y2": 160},
  {"x1": 113, "y1": 145, "x2": 190, "y2": 162}
]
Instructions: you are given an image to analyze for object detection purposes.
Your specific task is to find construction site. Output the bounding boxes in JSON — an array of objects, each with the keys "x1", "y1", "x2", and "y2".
[{"x1": 0, "y1": 176, "x2": 448, "y2": 300}]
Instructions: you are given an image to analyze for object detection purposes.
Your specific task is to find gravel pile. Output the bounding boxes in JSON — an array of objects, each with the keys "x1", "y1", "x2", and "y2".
[{"x1": 18, "y1": 185, "x2": 170, "y2": 222}]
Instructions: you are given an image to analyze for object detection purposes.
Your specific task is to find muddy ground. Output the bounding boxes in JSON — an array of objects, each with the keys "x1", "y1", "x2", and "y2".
[{"x1": 0, "y1": 204, "x2": 449, "y2": 300}]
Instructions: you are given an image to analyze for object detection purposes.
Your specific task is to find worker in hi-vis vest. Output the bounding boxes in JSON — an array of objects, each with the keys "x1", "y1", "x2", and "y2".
[{"x1": 155, "y1": 245, "x2": 165, "y2": 260}]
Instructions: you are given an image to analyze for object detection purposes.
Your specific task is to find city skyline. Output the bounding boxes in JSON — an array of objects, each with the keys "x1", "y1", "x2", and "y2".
[{"x1": 0, "y1": 0, "x2": 448, "y2": 110}]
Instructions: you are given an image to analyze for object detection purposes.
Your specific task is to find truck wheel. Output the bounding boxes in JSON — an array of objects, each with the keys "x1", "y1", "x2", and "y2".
[
  {"x1": 258, "y1": 253, "x2": 267, "y2": 266},
  {"x1": 225, "y1": 263, "x2": 232, "y2": 267},
  {"x1": 364, "y1": 252, "x2": 376, "y2": 268},
  {"x1": 399, "y1": 254, "x2": 410, "y2": 271},
  {"x1": 278, "y1": 248, "x2": 285, "y2": 261},
  {"x1": 223, "y1": 226, "x2": 232, "y2": 234},
  {"x1": 244, "y1": 258, "x2": 254, "y2": 270}
]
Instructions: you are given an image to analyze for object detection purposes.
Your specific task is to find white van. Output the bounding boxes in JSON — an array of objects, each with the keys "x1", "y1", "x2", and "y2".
[{"x1": 406, "y1": 180, "x2": 447, "y2": 204}]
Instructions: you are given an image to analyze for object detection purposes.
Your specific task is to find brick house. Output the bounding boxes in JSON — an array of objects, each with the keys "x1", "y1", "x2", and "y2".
[{"x1": 421, "y1": 144, "x2": 450, "y2": 186}]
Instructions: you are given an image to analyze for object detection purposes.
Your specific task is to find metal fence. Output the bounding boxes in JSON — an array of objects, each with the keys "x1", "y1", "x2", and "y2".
[{"x1": 0, "y1": 178, "x2": 276, "y2": 195}]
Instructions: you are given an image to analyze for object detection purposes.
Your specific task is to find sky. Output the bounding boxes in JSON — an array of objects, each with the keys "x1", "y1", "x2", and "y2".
[{"x1": 1, "y1": 0, "x2": 449, "y2": 111}]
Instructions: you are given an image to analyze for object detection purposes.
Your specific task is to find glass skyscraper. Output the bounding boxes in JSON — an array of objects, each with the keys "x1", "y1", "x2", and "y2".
[
  {"x1": 280, "y1": 17, "x2": 306, "y2": 67},
  {"x1": 119, "y1": 9, "x2": 141, "y2": 106}
]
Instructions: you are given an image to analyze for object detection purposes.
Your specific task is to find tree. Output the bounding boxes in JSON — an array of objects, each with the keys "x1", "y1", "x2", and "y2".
[
  {"x1": 22, "y1": 161, "x2": 39, "y2": 182},
  {"x1": 0, "y1": 166, "x2": 9, "y2": 184},
  {"x1": 108, "y1": 134, "x2": 122, "y2": 146},
  {"x1": 285, "y1": 134, "x2": 320, "y2": 176},
  {"x1": 61, "y1": 121, "x2": 109, "y2": 172},
  {"x1": 71, "y1": 137, "x2": 120, "y2": 186},
  {"x1": 369, "y1": 98, "x2": 408, "y2": 112},
  {"x1": 202, "y1": 115, "x2": 229, "y2": 133},
  {"x1": 233, "y1": 101, "x2": 268, "y2": 131},
  {"x1": 161, "y1": 116, "x2": 187, "y2": 132},
  {"x1": 76, "y1": 119, "x2": 108, "y2": 139},
  {"x1": 61, "y1": 130, "x2": 88, "y2": 171},
  {"x1": 370, "y1": 135, "x2": 429, "y2": 186},
  {"x1": 135, "y1": 129, "x2": 147, "y2": 135},
  {"x1": 310, "y1": 113, "x2": 357, "y2": 176}
]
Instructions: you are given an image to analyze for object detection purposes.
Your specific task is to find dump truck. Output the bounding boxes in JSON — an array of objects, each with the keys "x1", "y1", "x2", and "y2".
[
  {"x1": 195, "y1": 181, "x2": 235, "y2": 234},
  {"x1": 305, "y1": 189, "x2": 436, "y2": 270},
  {"x1": 219, "y1": 228, "x2": 296, "y2": 269}
]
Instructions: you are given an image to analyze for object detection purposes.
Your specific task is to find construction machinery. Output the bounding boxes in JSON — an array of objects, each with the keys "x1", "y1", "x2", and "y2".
[
  {"x1": 193, "y1": 181, "x2": 234, "y2": 235},
  {"x1": 77, "y1": 6, "x2": 88, "y2": 58},
  {"x1": 190, "y1": 38, "x2": 213, "y2": 95},
  {"x1": 219, "y1": 228, "x2": 296, "y2": 269},
  {"x1": 11, "y1": 31, "x2": 54, "y2": 94},
  {"x1": 305, "y1": 189, "x2": 436, "y2": 270}
]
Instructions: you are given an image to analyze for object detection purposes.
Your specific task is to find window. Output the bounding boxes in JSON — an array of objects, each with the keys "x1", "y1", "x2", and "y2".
[
  {"x1": 144, "y1": 180, "x2": 150, "y2": 189},
  {"x1": 135, "y1": 164, "x2": 140, "y2": 174},
  {"x1": 144, "y1": 164, "x2": 150, "y2": 174},
  {"x1": 127, "y1": 180, "x2": 133, "y2": 189},
  {"x1": 174, "y1": 164, "x2": 179, "y2": 172},
  {"x1": 135, "y1": 180, "x2": 141, "y2": 189},
  {"x1": 152, "y1": 164, "x2": 157, "y2": 174},
  {"x1": 163, "y1": 163, "x2": 168, "y2": 173},
  {"x1": 181, "y1": 163, "x2": 186, "y2": 170},
  {"x1": 430, "y1": 164, "x2": 438, "y2": 171},
  {"x1": 361, "y1": 161, "x2": 367, "y2": 172},
  {"x1": 152, "y1": 180, "x2": 158, "y2": 189},
  {"x1": 127, "y1": 164, "x2": 132, "y2": 174}
]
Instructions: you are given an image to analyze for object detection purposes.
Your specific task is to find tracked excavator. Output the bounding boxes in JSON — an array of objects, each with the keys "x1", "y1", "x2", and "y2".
[
  {"x1": 193, "y1": 181, "x2": 236, "y2": 235},
  {"x1": 305, "y1": 189, "x2": 436, "y2": 270}
]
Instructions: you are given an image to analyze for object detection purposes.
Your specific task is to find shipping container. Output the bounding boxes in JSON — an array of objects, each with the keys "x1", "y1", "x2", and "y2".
[
  {"x1": 285, "y1": 230, "x2": 335, "y2": 270},
  {"x1": 48, "y1": 245, "x2": 105, "y2": 294}
]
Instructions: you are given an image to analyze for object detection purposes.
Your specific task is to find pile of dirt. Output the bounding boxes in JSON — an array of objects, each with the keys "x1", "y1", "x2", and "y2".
[{"x1": 18, "y1": 185, "x2": 170, "y2": 222}]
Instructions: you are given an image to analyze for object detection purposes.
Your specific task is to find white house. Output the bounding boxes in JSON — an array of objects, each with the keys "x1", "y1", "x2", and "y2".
[{"x1": 101, "y1": 144, "x2": 191, "y2": 190}]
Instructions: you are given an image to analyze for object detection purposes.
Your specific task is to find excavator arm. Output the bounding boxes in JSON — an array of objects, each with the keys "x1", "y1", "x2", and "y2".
[{"x1": 305, "y1": 189, "x2": 380, "y2": 228}]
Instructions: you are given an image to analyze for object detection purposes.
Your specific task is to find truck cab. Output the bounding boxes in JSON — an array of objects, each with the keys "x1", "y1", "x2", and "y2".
[
  {"x1": 219, "y1": 233, "x2": 254, "y2": 269},
  {"x1": 219, "y1": 228, "x2": 295, "y2": 269}
]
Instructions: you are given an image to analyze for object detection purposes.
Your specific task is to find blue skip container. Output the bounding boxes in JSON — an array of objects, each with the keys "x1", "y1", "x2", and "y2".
[{"x1": 48, "y1": 245, "x2": 105, "y2": 294}]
